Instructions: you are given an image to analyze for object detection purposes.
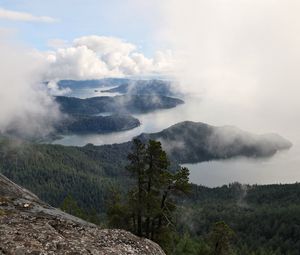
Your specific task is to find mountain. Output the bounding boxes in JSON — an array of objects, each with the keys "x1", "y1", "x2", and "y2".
[
  {"x1": 56, "y1": 114, "x2": 140, "y2": 134},
  {"x1": 55, "y1": 95, "x2": 184, "y2": 115},
  {"x1": 138, "y1": 121, "x2": 292, "y2": 163},
  {"x1": 101, "y1": 79, "x2": 177, "y2": 96},
  {"x1": 56, "y1": 78, "x2": 129, "y2": 89},
  {"x1": 0, "y1": 173, "x2": 165, "y2": 255},
  {"x1": 55, "y1": 79, "x2": 177, "y2": 97}
]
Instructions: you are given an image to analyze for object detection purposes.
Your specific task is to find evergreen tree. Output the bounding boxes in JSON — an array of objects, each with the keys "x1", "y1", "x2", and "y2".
[
  {"x1": 208, "y1": 221, "x2": 235, "y2": 255},
  {"x1": 107, "y1": 138, "x2": 191, "y2": 252},
  {"x1": 126, "y1": 138, "x2": 147, "y2": 236},
  {"x1": 60, "y1": 194, "x2": 85, "y2": 219}
]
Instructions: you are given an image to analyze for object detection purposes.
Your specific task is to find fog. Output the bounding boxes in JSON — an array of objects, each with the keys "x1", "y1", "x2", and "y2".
[
  {"x1": 149, "y1": 1, "x2": 300, "y2": 185},
  {"x1": 158, "y1": 0, "x2": 300, "y2": 136},
  {"x1": 0, "y1": 35, "x2": 62, "y2": 138}
]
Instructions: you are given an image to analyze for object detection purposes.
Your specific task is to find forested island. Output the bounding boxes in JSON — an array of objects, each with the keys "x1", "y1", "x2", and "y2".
[
  {"x1": 56, "y1": 114, "x2": 140, "y2": 134},
  {"x1": 55, "y1": 94, "x2": 184, "y2": 115}
]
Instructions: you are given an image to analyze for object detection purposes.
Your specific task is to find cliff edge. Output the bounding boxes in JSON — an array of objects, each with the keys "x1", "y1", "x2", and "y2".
[{"x1": 0, "y1": 173, "x2": 165, "y2": 255}]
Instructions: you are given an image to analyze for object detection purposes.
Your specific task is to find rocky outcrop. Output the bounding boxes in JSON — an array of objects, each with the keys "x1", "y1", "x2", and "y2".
[{"x1": 0, "y1": 174, "x2": 165, "y2": 255}]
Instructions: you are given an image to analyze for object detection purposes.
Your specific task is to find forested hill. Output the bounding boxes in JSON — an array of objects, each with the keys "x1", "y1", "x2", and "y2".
[
  {"x1": 56, "y1": 114, "x2": 140, "y2": 134},
  {"x1": 0, "y1": 138, "x2": 132, "y2": 212},
  {"x1": 55, "y1": 95, "x2": 184, "y2": 115},
  {"x1": 55, "y1": 78, "x2": 177, "y2": 97},
  {"x1": 138, "y1": 121, "x2": 292, "y2": 163},
  {"x1": 174, "y1": 182, "x2": 300, "y2": 254},
  {"x1": 101, "y1": 79, "x2": 177, "y2": 96}
]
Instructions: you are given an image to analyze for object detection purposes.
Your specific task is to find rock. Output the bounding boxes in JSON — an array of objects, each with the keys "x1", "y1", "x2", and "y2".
[{"x1": 0, "y1": 174, "x2": 165, "y2": 255}]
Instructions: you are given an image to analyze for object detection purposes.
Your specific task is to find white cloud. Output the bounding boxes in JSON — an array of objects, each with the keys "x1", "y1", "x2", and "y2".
[
  {"x1": 44, "y1": 35, "x2": 174, "y2": 80},
  {"x1": 73, "y1": 36, "x2": 136, "y2": 56},
  {"x1": 0, "y1": 37, "x2": 62, "y2": 138},
  {"x1": 47, "y1": 80, "x2": 71, "y2": 96},
  {"x1": 0, "y1": 7, "x2": 57, "y2": 23},
  {"x1": 158, "y1": 0, "x2": 300, "y2": 135}
]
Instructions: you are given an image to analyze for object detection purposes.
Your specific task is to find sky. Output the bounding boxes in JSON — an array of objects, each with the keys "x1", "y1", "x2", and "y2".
[{"x1": 0, "y1": 0, "x2": 162, "y2": 55}]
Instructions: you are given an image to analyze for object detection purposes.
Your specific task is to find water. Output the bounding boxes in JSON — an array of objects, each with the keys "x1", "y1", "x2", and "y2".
[
  {"x1": 185, "y1": 143, "x2": 300, "y2": 187},
  {"x1": 66, "y1": 85, "x2": 121, "y2": 98},
  {"x1": 52, "y1": 87, "x2": 300, "y2": 187}
]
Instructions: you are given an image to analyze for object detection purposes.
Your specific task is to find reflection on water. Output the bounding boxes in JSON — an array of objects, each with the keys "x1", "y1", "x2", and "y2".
[
  {"x1": 52, "y1": 89, "x2": 300, "y2": 186},
  {"x1": 184, "y1": 142, "x2": 300, "y2": 187},
  {"x1": 66, "y1": 86, "x2": 120, "y2": 98}
]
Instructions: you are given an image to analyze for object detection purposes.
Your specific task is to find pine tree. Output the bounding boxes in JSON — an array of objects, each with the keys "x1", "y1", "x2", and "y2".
[
  {"x1": 208, "y1": 221, "x2": 235, "y2": 255},
  {"x1": 126, "y1": 138, "x2": 147, "y2": 236},
  {"x1": 107, "y1": 138, "x2": 191, "y2": 251}
]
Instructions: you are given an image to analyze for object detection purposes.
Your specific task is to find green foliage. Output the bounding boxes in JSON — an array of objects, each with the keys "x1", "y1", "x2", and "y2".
[
  {"x1": 208, "y1": 221, "x2": 235, "y2": 255},
  {"x1": 176, "y1": 183, "x2": 300, "y2": 255},
  {"x1": 60, "y1": 194, "x2": 101, "y2": 225},
  {"x1": 107, "y1": 139, "x2": 191, "y2": 253},
  {"x1": 56, "y1": 95, "x2": 183, "y2": 115},
  {"x1": 56, "y1": 114, "x2": 140, "y2": 135},
  {"x1": 60, "y1": 194, "x2": 86, "y2": 219},
  {"x1": 0, "y1": 138, "x2": 132, "y2": 215}
]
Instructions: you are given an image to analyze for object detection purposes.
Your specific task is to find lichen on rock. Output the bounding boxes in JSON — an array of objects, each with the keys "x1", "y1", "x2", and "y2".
[{"x1": 0, "y1": 174, "x2": 165, "y2": 255}]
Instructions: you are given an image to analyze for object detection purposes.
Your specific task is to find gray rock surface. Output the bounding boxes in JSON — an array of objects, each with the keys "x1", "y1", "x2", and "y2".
[{"x1": 0, "y1": 174, "x2": 165, "y2": 255}]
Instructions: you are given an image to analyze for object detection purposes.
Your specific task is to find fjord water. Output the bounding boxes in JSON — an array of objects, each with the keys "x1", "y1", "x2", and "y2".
[{"x1": 52, "y1": 89, "x2": 300, "y2": 187}]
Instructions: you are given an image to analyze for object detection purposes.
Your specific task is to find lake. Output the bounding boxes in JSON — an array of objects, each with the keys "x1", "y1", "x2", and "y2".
[{"x1": 52, "y1": 87, "x2": 300, "y2": 187}]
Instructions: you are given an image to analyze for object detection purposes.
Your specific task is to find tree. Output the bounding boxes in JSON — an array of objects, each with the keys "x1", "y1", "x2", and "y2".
[
  {"x1": 60, "y1": 194, "x2": 85, "y2": 219},
  {"x1": 144, "y1": 140, "x2": 170, "y2": 239},
  {"x1": 126, "y1": 138, "x2": 147, "y2": 236},
  {"x1": 107, "y1": 138, "x2": 191, "y2": 252},
  {"x1": 208, "y1": 221, "x2": 235, "y2": 255}
]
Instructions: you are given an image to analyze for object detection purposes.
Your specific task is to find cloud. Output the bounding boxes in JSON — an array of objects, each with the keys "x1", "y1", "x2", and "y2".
[
  {"x1": 0, "y1": 7, "x2": 58, "y2": 23},
  {"x1": 44, "y1": 35, "x2": 174, "y2": 80},
  {"x1": 47, "y1": 80, "x2": 71, "y2": 96},
  {"x1": 0, "y1": 36, "x2": 62, "y2": 138},
  {"x1": 157, "y1": 0, "x2": 300, "y2": 136},
  {"x1": 73, "y1": 36, "x2": 136, "y2": 56}
]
